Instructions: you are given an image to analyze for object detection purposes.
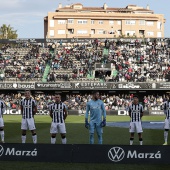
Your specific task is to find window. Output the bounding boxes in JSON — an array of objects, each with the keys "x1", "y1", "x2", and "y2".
[
  {"x1": 139, "y1": 30, "x2": 145, "y2": 36},
  {"x1": 68, "y1": 19, "x2": 74, "y2": 24},
  {"x1": 77, "y1": 20, "x2": 87, "y2": 24},
  {"x1": 98, "y1": 30, "x2": 104, "y2": 34},
  {"x1": 68, "y1": 29, "x2": 74, "y2": 34},
  {"x1": 91, "y1": 20, "x2": 95, "y2": 24},
  {"x1": 117, "y1": 30, "x2": 122, "y2": 35},
  {"x1": 77, "y1": 30, "x2": 88, "y2": 34},
  {"x1": 58, "y1": 30, "x2": 65, "y2": 34},
  {"x1": 91, "y1": 29, "x2": 95, "y2": 34},
  {"x1": 50, "y1": 20, "x2": 54, "y2": 27},
  {"x1": 49, "y1": 30, "x2": 54, "y2": 37},
  {"x1": 139, "y1": 20, "x2": 145, "y2": 25},
  {"x1": 109, "y1": 20, "x2": 114, "y2": 25},
  {"x1": 147, "y1": 21, "x2": 153, "y2": 26},
  {"x1": 117, "y1": 21, "x2": 121, "y2": 25},
  {"x1": 125, "y1": 20, "x2": 136, "y2": 25},
  {"x1": 58, "y1": 20, "x2": 66, "y2": 24},
  {"x1": 125, "y1": 31, "x2": 135, "y2": 36},
  {"x1": 157, "y1": 22, "x2": 161, "y2": 29},
  {"x1": 157, "y1": 32, "x2": 162, "y2": 37},
  {"x1": 147, "y1": 32, "x2": 154, "y2": 36},
  {"x1": 98, "y1": 20, "x2": 103, "y2": 24}
]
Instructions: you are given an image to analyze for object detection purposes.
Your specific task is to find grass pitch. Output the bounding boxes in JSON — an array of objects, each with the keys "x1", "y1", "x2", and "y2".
[
  {"x1": 1, "y1": 115, "x2": 169, "y2": 170},
  {"x1": 3, "y1": 115, "x2": 165, "y2": 145}
]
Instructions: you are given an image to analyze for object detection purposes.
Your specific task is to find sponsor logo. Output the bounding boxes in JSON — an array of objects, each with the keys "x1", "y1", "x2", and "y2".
[
  {"x1": 108, "y1": 147, "x2": 125, "y2": 162},
  {"x1": 13, "y1": 83, "x2": 17, "y2": 88},
  {"x1": 0, "y1": 145, "x2": 37, "y2": 157},
  {"x1": 36, "y1": 83, "x2": 71, "y2": 88},
  {"x1": 118, "y1": 110, "x2": 129, "y2": 116},
  {"x1": 0, "y1": 145, "x2": 4, "y2": 157},
  {"x1": 17, "y1": 83, "x2": 35, "y2": 89},
  {"x1": 118, "y1": 83, "x2": 141, "y2": 89},
  {"x1": 108, "y1": 147, "x2": 162, "y2": 162},
  {"x1": 74, "y1": 82, "x2": 107, "y2": 89},
  {"x1": 0, "y1": 83, "x2": 35, "y2": 89},
  {"x1": 127, "y1": 150, "x2": 161, "y2": 159},
  {"x1": 158, "y1": 83, "x2": 170, "y2": 89},
  {"x1": 150, "y1": 111, "x2": 164, "y2": 115},
  {"x1": 152, "y1": 83, "x2": 156, "y2": 89},
  {"x1": 3, "y1": 109, "x2": 49, "y2": 115}
]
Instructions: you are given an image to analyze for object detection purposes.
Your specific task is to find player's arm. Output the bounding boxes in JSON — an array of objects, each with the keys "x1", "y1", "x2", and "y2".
[
  {"x1": 85, "y1": 102, "x2": 90, "y2": 121},
  {"x1": 48, "y1": 104, "x2": 53, "y2": 119},
  {"x1": 33, "y1": 100, "x2": 37, "y2": 116},
  {"x1": 101, "y1": 101, "x2": 106, "y2": 120},
  {"x1": 140, "y1": 105, "x2": 144, "y2": 118},
  {"x1": 85, "y1": 102, "x2": 90, "y2": 128},
  {"x1": 2, "y1": 101, "x2": 6, "y2": 116},
  {"x1": 101, "y1": 102, "x2": 106, "y2": 127},
  {"x1": 19, "y1": 100, "x2": 23, "y2": 115},
  {"x1": 50, "y1": 110, "x2": 53, "y2": 119},
  {"x1": 63, "y1": 105, "x2": 68, "y2": 120},
  {"x1": 33, "y1": 106, "x2": 37, "y2": 116},
  {"x1": 128, "y1": 106, "x2": 131, "y2": 117},
  {"x1": 163, "y1": 102, "x2": 167, "y2": 114}
]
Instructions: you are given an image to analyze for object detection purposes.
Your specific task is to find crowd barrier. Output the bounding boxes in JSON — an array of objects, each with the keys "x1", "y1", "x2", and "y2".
[{"x1": 0, "y1": 144, "x2": 169, "y2": 164}]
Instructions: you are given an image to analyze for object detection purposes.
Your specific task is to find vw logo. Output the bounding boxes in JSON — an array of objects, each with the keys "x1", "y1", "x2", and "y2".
[
  {"x1": 0, "y1": 145, "x2": 4, "y2": 157},
  {"x1": 108, "y1": 147, "x2": 125, "y2": 162}
]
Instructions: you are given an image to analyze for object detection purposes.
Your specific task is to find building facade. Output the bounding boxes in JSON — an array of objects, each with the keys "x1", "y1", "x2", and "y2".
[{"x1": 44, "y1": 3, "x2": 166, "y2": 39}]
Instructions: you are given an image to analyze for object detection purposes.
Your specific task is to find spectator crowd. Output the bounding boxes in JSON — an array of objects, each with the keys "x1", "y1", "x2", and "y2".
[
  {"x1": 0, "y1": 92, "x2": 167, "y2": 112},
  {"x1": 0, "y1": 38, "x2": 170, "y2": 82}
]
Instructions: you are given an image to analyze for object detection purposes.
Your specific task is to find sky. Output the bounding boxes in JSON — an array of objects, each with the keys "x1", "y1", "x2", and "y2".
[{"x1": 0, "y1": 0, "x2": 169, "y2": 38}]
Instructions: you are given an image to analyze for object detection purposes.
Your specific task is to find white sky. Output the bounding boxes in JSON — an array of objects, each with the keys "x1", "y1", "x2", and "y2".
[{"x1": 0, "y1": 0, "x2": 169, "y2": 38}]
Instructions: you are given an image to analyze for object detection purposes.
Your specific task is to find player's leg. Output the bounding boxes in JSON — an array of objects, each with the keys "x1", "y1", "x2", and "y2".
[
  {"x1": 163, "y1": 119, "x2": 169, "y2": 145},
  {"x1": 31, "y1": 130, "x2": 37, "y2": 144},
  {"x1": 0, "y1": 118, "x2": 5, "y2": 143},
  {"x1": 0, "y1": 128, "x2": 4, "y2": 143},
  {"x1": 60, "y1": 133, "x2": 66, "y2": 144},
  {"x1": 50, "y1": 122, "x2": 57, "y2": 144},
  {"x1": 28, "y1": 118, "x2": 37, "y2": 144},
  {"x1": 96, "y1": 123, "x2": 103, "y2": 144},
  {"x1": 21, "y1": 118, "x2": 27, "y2": 143},
  {"x1": 89, "y1": 122, "x2": 95, "y2": 144},
  {"x1": 138, "y1": 133, "x2": 143, "y2": 145},
  {"x1": 59, "y1": 123, "x2": 67, "y2": 144},
  {"x1": 51, "y1": 133, "x2": 56, "y2": 144},
  {"x1": 129, "y1": 122, "x2": 135, "y2": 145},
  {"x1": 136, "y1": 122, "x2": 143, "y2": 145}
]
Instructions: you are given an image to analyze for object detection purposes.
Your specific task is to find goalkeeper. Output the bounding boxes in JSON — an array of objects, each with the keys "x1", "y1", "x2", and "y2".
[{"x1": 85, "y1": 91, "x2": 106, "y2": 144}]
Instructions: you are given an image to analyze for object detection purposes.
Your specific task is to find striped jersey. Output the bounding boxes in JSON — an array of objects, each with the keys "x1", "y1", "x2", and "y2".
[
  {"x1": 128, "y1": 103, "x2": 143, "y2": 122},
  {"x1": 0, "y1": 100, "x2": 6, "y2": 118},
  {"x1": 20, "y1": 98, "x2": 37, "y2": 119},
  {"x1": 49, "y1": 102, "x2": 67, "y2": 123},
  {"x1": 164, "y1": 101, "x2": 170, "y2": 119}
]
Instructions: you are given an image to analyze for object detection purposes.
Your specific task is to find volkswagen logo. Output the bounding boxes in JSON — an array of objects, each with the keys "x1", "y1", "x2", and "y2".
[
  {"x1": 0, "y1": 145, "x2": 4, "y2": 157},
  {"x1": 108, "y1": 147, "x2": 125, "y2": 162}
]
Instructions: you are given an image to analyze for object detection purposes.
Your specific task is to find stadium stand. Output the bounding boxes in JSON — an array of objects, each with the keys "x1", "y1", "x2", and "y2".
[{"x1": 0, "y1": 38, "x2": 170, "y2": 83}]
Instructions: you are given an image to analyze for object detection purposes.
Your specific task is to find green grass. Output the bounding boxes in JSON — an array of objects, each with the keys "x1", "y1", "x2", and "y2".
[
  {"x1": 0, "y1": 162, "x2": 170, "y2": 170},
  {"x1": 3, "y1": 115, "x2": 165, "y2": 144},
  {"x1": 1, "y1": 115, "x2": 169, "y2": 170}
]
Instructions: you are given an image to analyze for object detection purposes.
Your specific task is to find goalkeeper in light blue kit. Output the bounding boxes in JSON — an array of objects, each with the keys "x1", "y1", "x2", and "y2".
[{"x1": 85, "y1": 91, "x2": 106, "y2": 144}]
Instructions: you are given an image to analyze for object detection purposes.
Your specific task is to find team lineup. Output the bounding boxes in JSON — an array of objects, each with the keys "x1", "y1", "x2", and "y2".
[{"x1": 0, "y1": 90, "x2": 170, "y2": 145}]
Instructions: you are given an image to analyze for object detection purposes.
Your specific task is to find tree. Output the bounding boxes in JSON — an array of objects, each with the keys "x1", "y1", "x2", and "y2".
[{"x1": 0, "y1": 24, "x2": 18, "y2": 39}]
